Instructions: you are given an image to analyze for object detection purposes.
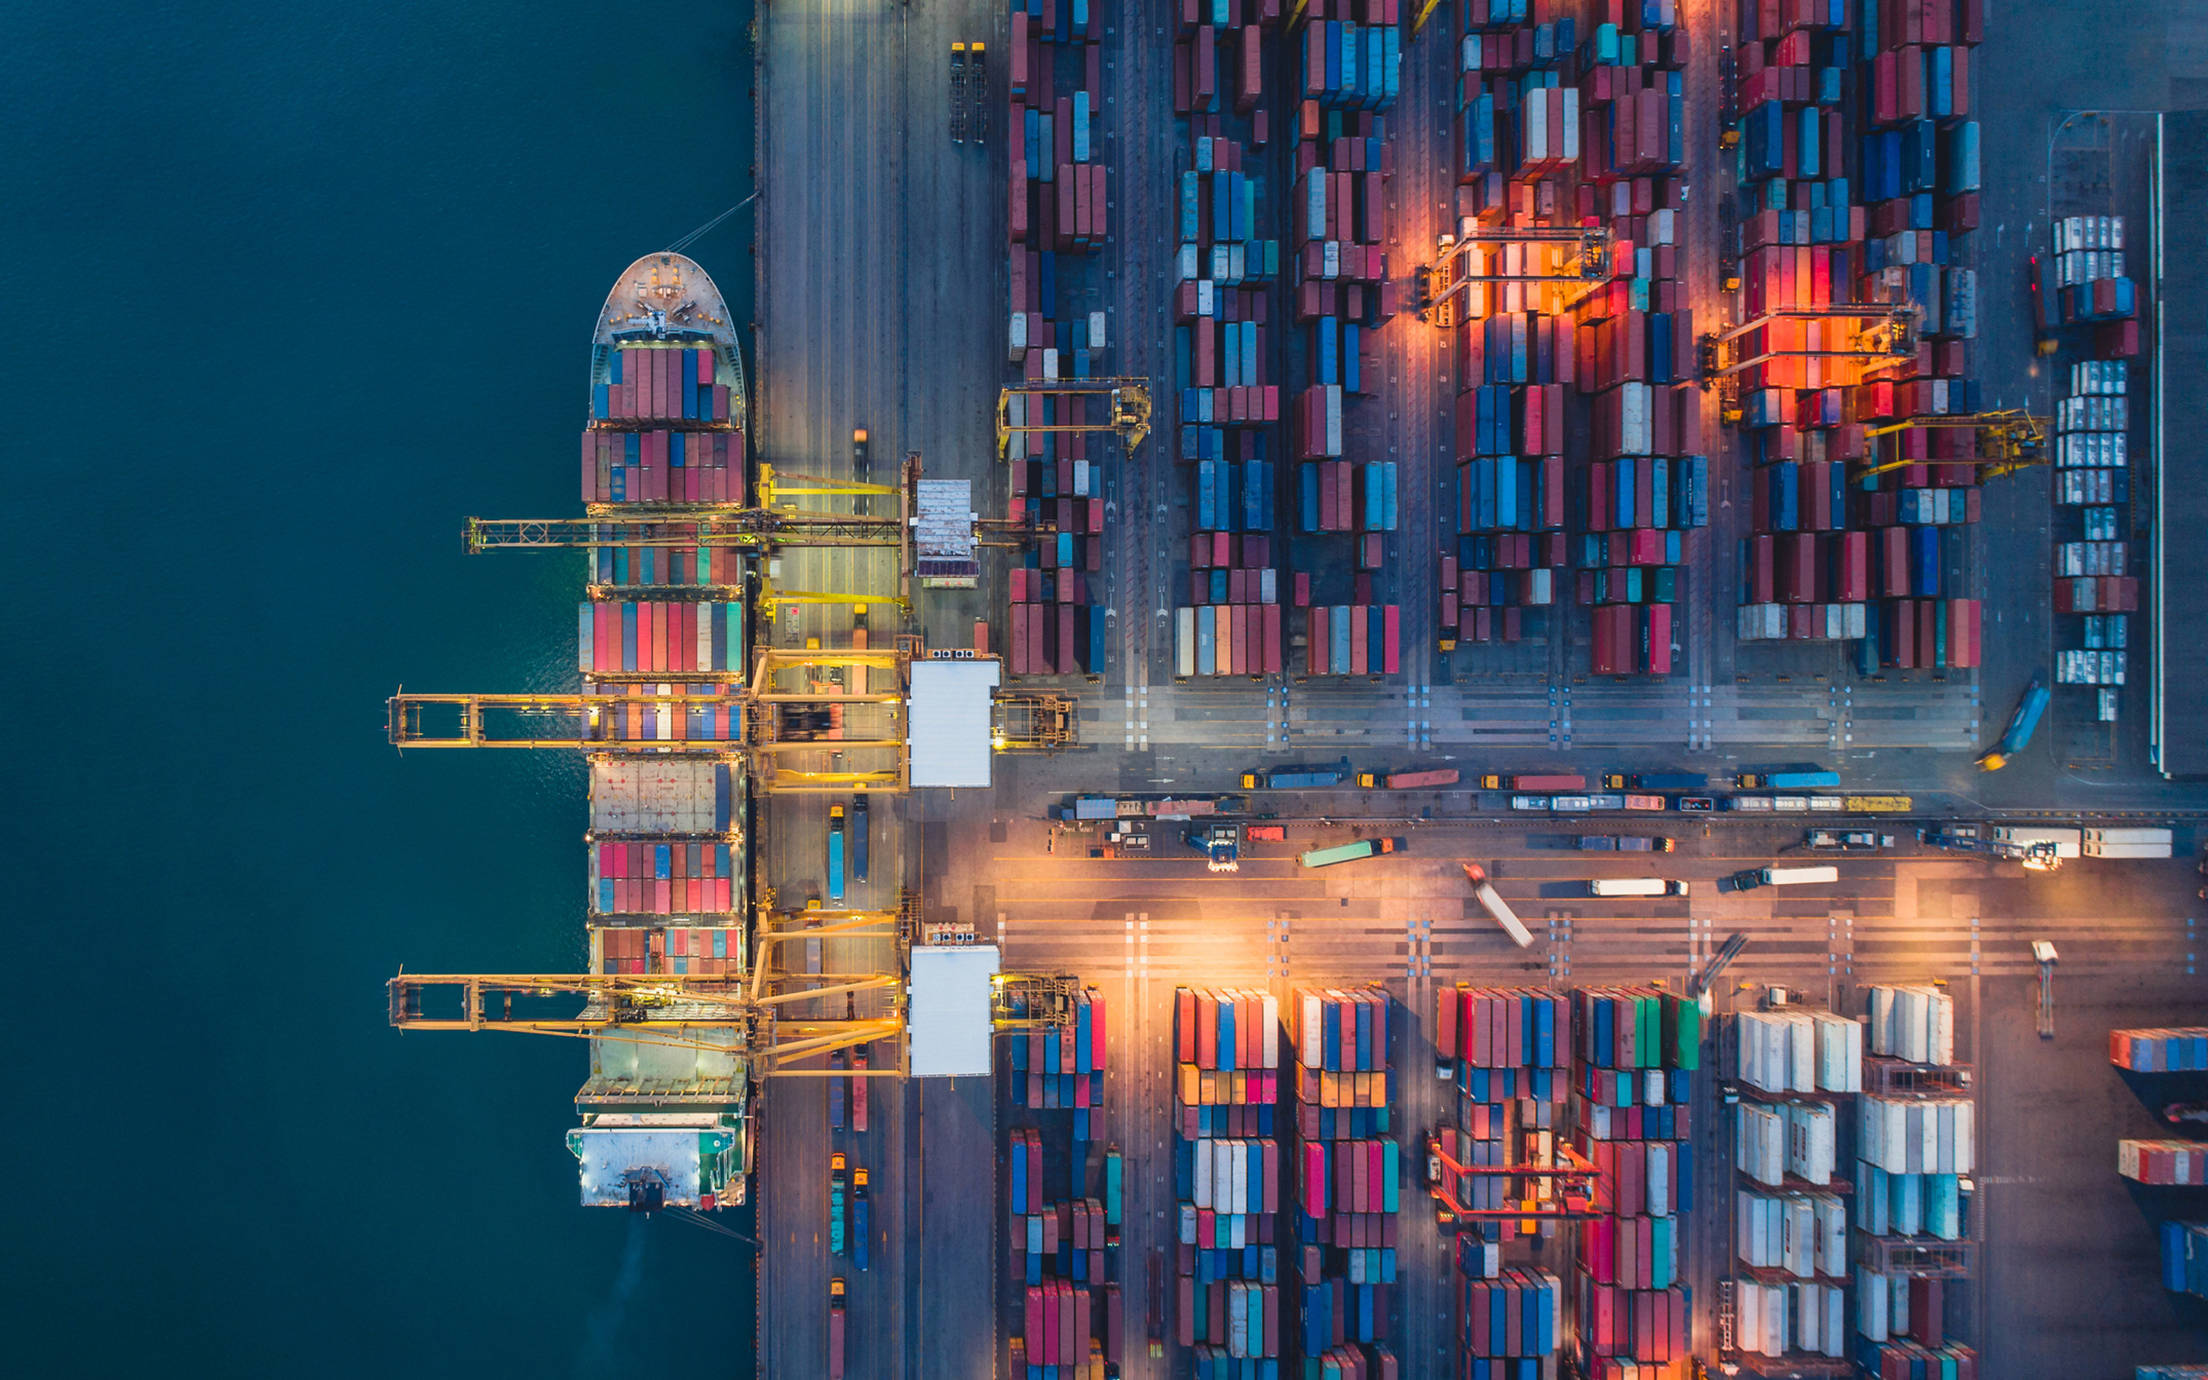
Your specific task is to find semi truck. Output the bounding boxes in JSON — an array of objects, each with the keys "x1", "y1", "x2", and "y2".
[
  {"x1": 1601, "y1": 771, "x2": 1709, "y2": 791},
  {"x1": 829, "y1": 1278, "x2": 847, "y2": 1380},
  {"x1": 1461, "y1": 863, "x2": 1534, "y2": 947},
  {"x1": 1355, "y1": 767, "x2": 1462, "y2": 789},
  {"x1": 1243, "y1": 759, "x2": 1352, "y2": 789},
  {"x1": 829, "y1": 1152, "x2": 848, "y2": 1255},
  {"x1": 1806, "y1": 829, "x2": 1895, "y2": 850},
  {"x1": 829, "y1": 1049, "x2": 846, "y2": 1130},
  {"x1": 1104, "y1": 1146, "x2": 1124, "y2": 1226},
  {"x1": 1579, "y1": 835, "x2": 1676, "y2": 852},
  {"x1": 2083, "y1": 827, "x2": 2174, "y2": 858},
  {"x1": 852, "y1": 795, "x2": 869, "y2": 882},
  {"x1": 828, "y1": 805, "x2": 847, "y2": 903},
  {"x1": 1991, "y1": 825, "x2": 2082, "y2": 858},
  {"x1": 851, "y1": 1046, "x2": 870, "y2": 1131},
  {"x1": 852, "y1": 1168, "x2": 871, "y2": 1272},
  {"x1": 1300, "y1": 837, "x2": 1399, "y2": 868},
  {"x1": 1723, "y1": 863, "x2": 1841, "y2": 891},
  {"x1": 1589, "y1": 877, "x2": 1691, "y2": 896},
  {"x1": 1479, "y1": 772, "x2": 1586, "y2": 791},
  {"x1": 1980, "y1": 677, "x2": 2049, "y2": 771},
  {"x1": 1186, "y1": 823, "x2": 1241, "y2": 871},
  {"x1": 1735, "y1": 769, "x2": 1841, "y2": 789}
]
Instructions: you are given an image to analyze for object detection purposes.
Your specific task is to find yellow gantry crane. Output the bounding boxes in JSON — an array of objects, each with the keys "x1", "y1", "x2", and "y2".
[
  {"x1": 389, "y1": 896, "x2": 915, "y2": 1073},
  {"x1": 1700, "y1": 302, "x2": 1920, "y2": 381},
  {"x1": 1853, "y1": 410, "x2": 2050, "y2": 479},
  {"x1": 1418, "y1": 226, "x2": 1616, "y2": 328},
  {"x1": 997, "y1": 379, "x2": 1153, "y2": 458}
]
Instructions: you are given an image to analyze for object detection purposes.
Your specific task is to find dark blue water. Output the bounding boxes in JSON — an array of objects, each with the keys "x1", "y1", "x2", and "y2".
[{"x1": 3, "y1": 3, "x2": 758, "y2": 1371}]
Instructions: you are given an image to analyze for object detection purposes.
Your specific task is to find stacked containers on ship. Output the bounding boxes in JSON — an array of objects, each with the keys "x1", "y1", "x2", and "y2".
[
  {"x1": 1284, "y1": 0, "x2": 1401, "y2": 678},
  {"x1": 1730, "y1": 1009, "x2": 1863, "y2": 1361},
  {"x1": 1173, "y1": 988, "x2": 1284, "y2": 1370},
  {"x1": 2052, "y1": 356, "x2": 2135, "y2": 714},
  {"x1": 1570, "y1": 986, "x2": 1700, "y2": 1373},
  {"x1": 584, "y1": 343, "x2": 743, "y2": 504},
  {"x1": 1853, "y1": 985, "x2": 1978, "y2": 1368},
  {"x1": 585, "y1": 759, "x2": 742, "y2": 976},
  {"x1": 1005, "y1": 0, "x2": 1113, "y2": 680},
  {"x1": 1432, "y1": 984, "x2": 1569, "y2": 1374},
  {"x1": 1006, "y1": 988, "x2": 1117, "y2": 1376},
  {"x1": 1283, "y1": 988, "x2": 1402, "y2": 1374}
]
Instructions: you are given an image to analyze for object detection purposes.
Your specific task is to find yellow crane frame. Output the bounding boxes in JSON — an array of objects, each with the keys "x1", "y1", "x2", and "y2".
[
  {"x1": 1420, "y1": 227, "x2": 1615, "y2": 328},
  {"x1": 997, "y1": 379, "x2": 1153, "y2": 458},
  {"x1": 1853, "y1": 410, "x2": 2050, "y2": 479}
]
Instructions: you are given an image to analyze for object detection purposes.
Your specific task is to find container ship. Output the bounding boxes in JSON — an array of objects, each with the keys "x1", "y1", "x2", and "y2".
[{"x1": 567, "y1": 253, "x2": 755, "y2": 1212}]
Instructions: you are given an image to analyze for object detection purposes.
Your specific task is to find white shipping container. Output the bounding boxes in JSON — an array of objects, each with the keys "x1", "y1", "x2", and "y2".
[
  {"x1": 1260, "y1": 995, "x2": 1278, "y2": 1068},
  {"x1": 1194, "y1": 1139, "x2": 1214, "y2": 1207},
  {"x1": 1738, "y1": 1104, "x2": 1787, "y2": 1187},
  {"x1": 1813, "y1": 1193, "x2": 1848, "y2": 1276},
  {"x1": 1787, "y1": 1101, "x2": 1838, "y2": 1183},
  {"x1": 1088, "y1": 310, "x2": 1107, "y2": 350},
  {"x1": 1855, "y1": 1266, "x2": 1891, "y2": 1341},
  {"x1": 1738, "y1": 1190, "x2": 1780, "y2": 1267},
  {"x1": 1176, "y1": 607, "x2": 1196, "y2": 678},
  {"x1": 1647, "y1": 1142, "x2": 1671, "y2": 1215}
]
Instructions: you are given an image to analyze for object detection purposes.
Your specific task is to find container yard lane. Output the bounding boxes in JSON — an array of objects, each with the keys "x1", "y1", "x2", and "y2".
[{"x1": 742, "y1": 0, "x2": 2208, "y2": 1375}]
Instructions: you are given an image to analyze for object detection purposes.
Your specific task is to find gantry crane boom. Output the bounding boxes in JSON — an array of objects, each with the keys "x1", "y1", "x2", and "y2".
[
  {"x1": 388, "y1": 972, "x2": 905, "y2": 1072},
  {"x1": 465, "y1": 512, "x2": 903, "y2": 554}
]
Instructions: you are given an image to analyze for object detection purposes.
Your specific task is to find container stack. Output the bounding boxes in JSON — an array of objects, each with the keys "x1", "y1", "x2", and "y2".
[
  {"x1": 1460, "y1": 1269, "x2": 1562, "y2": 1377},
  {"x1": 2043, "y1": 215, "x2": 2141, "y2": 357},
  {"x1": 585, "y1": 345, "x2": 743, "y2": 504},
  {"x1": 578, "y1": 600, "x2": 746, "y2": 680},
  {"x1": 581, "y1": 428, "x2": 745, "y2": 506},
  {"x1": 1004, "y1": 985, "x2": 1118, "y2": 1377},
  {"x1": 1852, "y1": 2, "x2": 1985, "y2": 674},
  {"x1": 1287, "y1": 0, "x2": 1402, "y2": 678},
  {"x1": 1730, "y1": 1008, "x2": 1860, "y2": 1363},
  {"x1": 2053, "y1": 359, "x2": 2134, "y2": 720},
  {"x1": 1285, "y1": 988, "x2": 1400, "y2": 1374},
  {"x1": 1006, "y1": 435, "x2": 1108, "y2": 677},
  {"x1": 2112, "y1": 1028, "x2": 2208, "y2": 1072},
  {"x1": 587, "y1": 543, "x2": 744, "y2": 593},
  {"x1": 2160, "y1": 1222, "x2": 2208, "y2": 1297},
  {"x1": 1854, "y1": 985, "x2": 1973, "y2": 1366},
  {"x1": 1434, "y1": 987, "x2": 1572, "y2": 1271},
  {"x1": 1172, "y1": 987, "x2": 1284, "y2": 1367},
  {"x1": 1571, "y1": 986, "x2": 1699, "y2": 1375},
  {"x1": 2120, "y1": 1141, "x2": 2208, "y2": 1186},
  {"x1": 590, "y1": 841, "x2": 739, "y2": 920},
  {"x1": 1008, "y1": 0, "x2": 1114, "y2": 683},
  {"x1": 2138, "y1": 1368, "x2": 2208, "y2": 1379},
  {"x1": 1173, "y1": 1, "x2": 1288, "y2": 684},
  {"x1": 1008, "y1": 1129, "x2": 1117, "y2": 1376},
  {"x1": 1723, "y1": 0, "x2": 1985, "y2": 669},
  {"x1": 1563, "y1": 1, "x2": 1701, "y2": 677},
  {"x1": 1007, "y1": 989, "x2": 1110, "y2": 1130},
  {"x1": 587, "y1": 760, "x2": 742, "y2": 976}
]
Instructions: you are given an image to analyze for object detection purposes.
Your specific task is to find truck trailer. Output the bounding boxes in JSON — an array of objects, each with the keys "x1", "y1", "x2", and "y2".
[
  {"x1": 1602, "y1": 771, "x2": 1709, "y2": 791},
  {"x1": 1461, "y1": 863, "x2": 1534, "y2": 947},
  {"x1": 1356, "y1": 767, "x2": 1462, "y2": 789},
  {"x1": 1243, "y1": 760, "x2": 1352, "y2": 790},
  {"x1": 1736, "y1": 769, "x2": 1841, "y2": 790},
  {"x1": 828, "y1": 805, "x2": 847, "y2": 903},
  {"x1": 1300, "y1": 837, "x2": 1399, "y2": 868},
  {"x1": 1481, "y1": 772, "x2": 1587, "y2": 791},
  {"x1": 2083, "y1": 827, "x2": 2174, "y2": 858},
  {"x1": 1579, "y1": 835, "x2": 1677, "y2": 852}
]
